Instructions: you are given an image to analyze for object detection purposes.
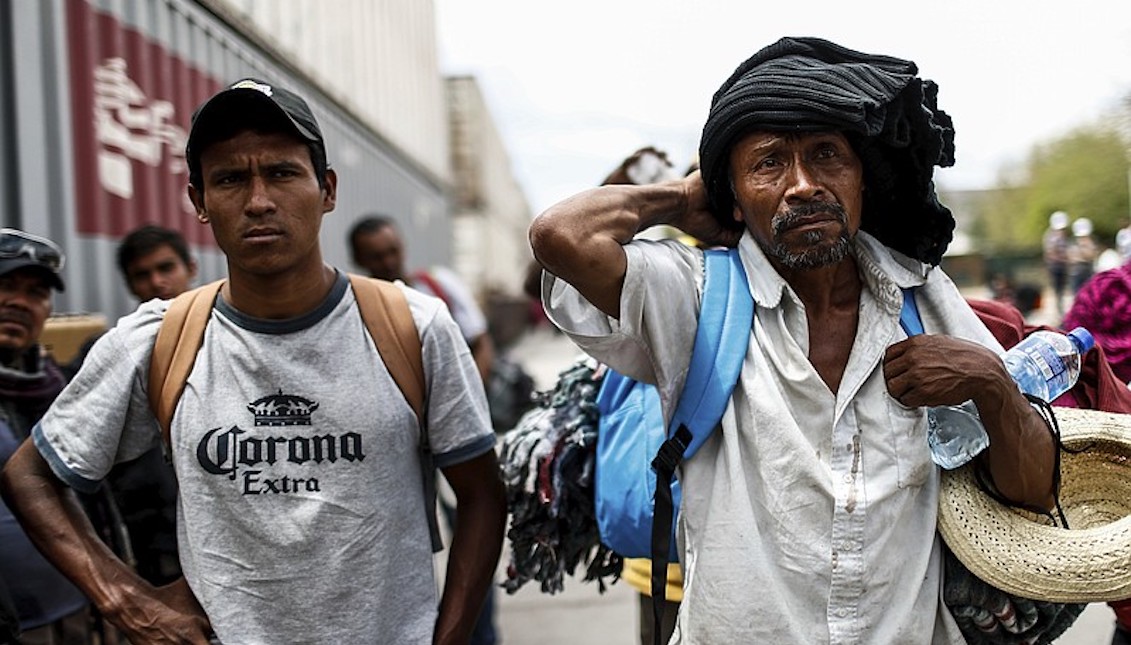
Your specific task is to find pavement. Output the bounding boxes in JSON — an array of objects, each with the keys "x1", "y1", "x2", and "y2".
[{"x1": 481, "y1": 322, "x2": 1117, "y2": 644}]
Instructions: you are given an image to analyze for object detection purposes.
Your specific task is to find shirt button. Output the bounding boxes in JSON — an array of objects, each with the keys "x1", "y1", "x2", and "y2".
[
  {"x1": 837, "y1": 608, "x2": 849, "y2": 618},
  {"x1": 842, "y1": 473, "x2": 853, "y2": 484}
]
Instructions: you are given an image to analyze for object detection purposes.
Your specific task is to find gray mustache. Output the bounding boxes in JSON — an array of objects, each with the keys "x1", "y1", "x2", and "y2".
[{"x1": 771, "y1": 203, "x2": 848, "y2": 236}]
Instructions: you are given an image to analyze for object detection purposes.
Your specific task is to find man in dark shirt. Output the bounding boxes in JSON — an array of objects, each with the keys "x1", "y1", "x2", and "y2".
[{"x1": 0, "y1": 228, "x2": 89, "y2": 643}]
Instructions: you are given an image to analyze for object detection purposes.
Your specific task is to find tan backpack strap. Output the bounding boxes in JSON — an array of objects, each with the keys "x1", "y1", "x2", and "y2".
[
  {"x1": 349, "y1": 274, "x2": 442, "y2": 552},
  {"x1": 349, "y1": 274, "x2": 425, "y2": 422},
  {"x1": 148, "y1": 280, "x2": 225, "y2": 449}
]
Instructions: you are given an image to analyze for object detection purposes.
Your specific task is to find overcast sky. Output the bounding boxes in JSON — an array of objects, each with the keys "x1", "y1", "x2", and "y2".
[{"x1": 435, "y1": 0, "x2": 1131, "y2": 217}]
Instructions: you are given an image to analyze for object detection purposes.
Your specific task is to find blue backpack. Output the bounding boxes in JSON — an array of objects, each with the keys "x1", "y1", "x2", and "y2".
[{"x1": 593, "y1": 247, "x2": 754, "y2": 635}]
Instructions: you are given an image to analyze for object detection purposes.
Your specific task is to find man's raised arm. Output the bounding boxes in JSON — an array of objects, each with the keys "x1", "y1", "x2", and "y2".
[{"x1": 528, "y1": 172, "x2": 734, "y2": 319}]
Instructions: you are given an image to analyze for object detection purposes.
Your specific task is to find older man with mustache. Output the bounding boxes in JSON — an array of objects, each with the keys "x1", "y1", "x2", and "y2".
[{"x1": 530, "y1": 37, "x2": 1058, "y2": 644}]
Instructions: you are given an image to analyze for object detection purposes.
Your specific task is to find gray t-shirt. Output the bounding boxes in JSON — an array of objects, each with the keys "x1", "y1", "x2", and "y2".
[{"x1": 34, "y1": 272, "x2": 495, "y2": 644}]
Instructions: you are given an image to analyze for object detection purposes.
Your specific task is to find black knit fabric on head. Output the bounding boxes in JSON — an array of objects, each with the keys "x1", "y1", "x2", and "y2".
[{"x1": 698, "y1": 36, "x2": 957, "y2": 265}]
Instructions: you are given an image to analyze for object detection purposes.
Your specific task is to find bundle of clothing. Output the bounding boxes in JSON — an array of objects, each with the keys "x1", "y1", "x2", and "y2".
[
  {"x1": 943, "y1": 547, "x2": 1085, "y2": 644},
  {"x1": 698, "y1": 36, "x2": 956, "y2": 266},
  {"x1": 498, "y1": 356, "x2": 621, "y2": 594}
]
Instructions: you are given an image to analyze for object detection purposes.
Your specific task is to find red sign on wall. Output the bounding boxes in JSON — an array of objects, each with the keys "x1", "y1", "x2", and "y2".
[{"x1": 66, "y1": 0, "x2": 222, "y2": 246}]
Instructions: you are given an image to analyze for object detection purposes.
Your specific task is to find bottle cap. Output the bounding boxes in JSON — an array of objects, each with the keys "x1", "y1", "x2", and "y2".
[{"x1": 1068, "y1": 327, "x2": 1095, "y2": 353}]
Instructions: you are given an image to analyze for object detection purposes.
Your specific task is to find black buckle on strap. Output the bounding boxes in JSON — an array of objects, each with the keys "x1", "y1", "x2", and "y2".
[{"x1": 651, "y1": 425, "x2": 692, "y2": 475}]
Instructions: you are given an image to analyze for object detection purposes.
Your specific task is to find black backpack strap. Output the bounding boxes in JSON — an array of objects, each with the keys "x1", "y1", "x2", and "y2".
[{"x1": 649, "y1": 424, "x2": 692, "y2": 645}]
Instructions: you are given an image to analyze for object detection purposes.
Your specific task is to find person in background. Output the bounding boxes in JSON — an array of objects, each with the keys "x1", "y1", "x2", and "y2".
[
  {"x1": 107, "y1": 224, "x2": 198, "y2": 586},
  {"x1": 350, "y1": 215, "x2": 494, "y2": 384},
  {"x1": 1064, "y1": 259, "x2": 1131, "y2": 386},
  {"x1": 1, "y1": 78, "x2": 505, "y2": 644},
  {"x1": 1116, "y1": 219, "x2": 1131, "y2": 263},
  {"x1": 116, "y1": 224, "x2": 198, "y2": 302},
  {"x1": 63, "y1": 224, "x2": 200, "y2": 380},
  {"x1": 531, "y1": 36, "x2": 1057, "y2": 643},
  {"x1": 1043, "y1": 210, "x2": 1071, "y2": 315},
  {"x1": 1068, "y1": 216, "x2": 1098, "y2": 295},
  {"x1": 60, "y1": 224, "x2": 197, "y2": 588},
  {"x1": 0, "y1": 228, "x2": 91, "y2": 644},
  {"x1": 349, "y1": 214, "x2": 500, "y2": 645}
]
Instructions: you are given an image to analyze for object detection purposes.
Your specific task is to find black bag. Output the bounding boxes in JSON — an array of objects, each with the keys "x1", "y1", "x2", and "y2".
[{"x1": 487, "y1": 356, "x2": 536, "y2": 432}]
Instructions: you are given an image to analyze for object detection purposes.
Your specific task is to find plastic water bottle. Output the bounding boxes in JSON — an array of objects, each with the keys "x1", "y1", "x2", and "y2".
[
  {"x1": 927, "y1": 403, "x2": 988, "y2": 470},
  {"x1": 1004, "y1": 327, "x2": 1094, "y2": 400},
  {"x1": 926, "y1": 327, "x2": 1095, "y2": 469}
]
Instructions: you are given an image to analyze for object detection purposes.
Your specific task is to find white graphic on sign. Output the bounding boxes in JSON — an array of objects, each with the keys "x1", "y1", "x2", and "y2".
[{"x1": 93, "y1": 58, "x2": 188, "y2": 208}]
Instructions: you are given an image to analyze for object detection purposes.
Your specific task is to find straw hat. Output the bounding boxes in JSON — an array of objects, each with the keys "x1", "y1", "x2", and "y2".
[{"x1": 937, "y1": 407, "x2": 1131, "y2": 603}]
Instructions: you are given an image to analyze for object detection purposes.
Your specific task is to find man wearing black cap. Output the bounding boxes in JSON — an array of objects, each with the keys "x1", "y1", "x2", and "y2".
[
  {"x1": 531, "y1": 37, "x2": 1057, "y2": 642},
  {"x1": 1, "y1": 79, "x2": 506, "y2": 644},
  {"x1": 0, "y1": 229, "x2": 93, "y2": 643}
]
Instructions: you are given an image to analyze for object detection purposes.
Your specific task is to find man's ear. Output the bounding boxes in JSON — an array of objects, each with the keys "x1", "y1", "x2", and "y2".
[
  {"x1": 321, "y1": 168, "x2": 338, "y2": 213},
  {"x1": 188, "y1": 185, "x2": 209, "y2": 224},
  {"x1": 732, "y1": 203, "x2": 745, "y2": 223}
]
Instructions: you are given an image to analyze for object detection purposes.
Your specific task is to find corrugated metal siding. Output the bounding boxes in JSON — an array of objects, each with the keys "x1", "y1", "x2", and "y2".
[
  {"x1": 1, "y1": 0, "x2": 452, "y2": 321},
  {"x1": 213, "y1": 0, "x2": 449, "y2": 183},
  {"x1": 446, "y1": 77, "x2": 532, "y2": 298}
]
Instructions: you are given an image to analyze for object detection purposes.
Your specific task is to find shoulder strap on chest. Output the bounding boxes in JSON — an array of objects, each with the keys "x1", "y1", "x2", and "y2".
[
  {"x1": 348, "y1": 274, "x2": 425, "y2": 422},
  {"x1": 646, "y1": 246, "x2": 753, "y2": 639},
  {"x1": 148, "y1": 280, "x2": 225, "y2": 449},
  {"x1": 900, "y1": 287, "x2": 924, "y2": 336},
  {"x1": 665, "y1": 247, "x2": 755, "y2": 458},
  {"x1": 349, "y1": 275, "x2": 443, "y2": 553}
]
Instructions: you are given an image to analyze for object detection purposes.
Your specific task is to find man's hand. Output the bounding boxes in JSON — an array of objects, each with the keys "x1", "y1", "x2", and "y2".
[
  {"x1": 108, "y1": 577, "x2": 214, "y2": 644},
  {"x1": 884, "y1": 333, "x2": 1055, "y2": 509},
  {"x1": 669, "y1": 171, "x2": 744, "y2": 250},
  {"x1": 434, "y1": 451, "x2": 506, "y2": 645},
  {"x1": 0, "y1": 442, "x2": 214, "y2": 643},
  {"x1": 530, "y1": 170, "x2": 744, "y2": 318},
  {"x1": 883, "y1": 334, "x2": 1012, "y2": 409}
]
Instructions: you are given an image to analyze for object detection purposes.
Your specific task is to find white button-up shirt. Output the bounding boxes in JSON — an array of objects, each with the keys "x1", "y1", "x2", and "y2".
[{"x1": 544, "y1": 230, "x2": 998, "y2": 644}]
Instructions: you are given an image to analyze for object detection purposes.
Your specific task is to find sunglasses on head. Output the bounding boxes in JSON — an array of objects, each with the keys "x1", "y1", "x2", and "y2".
[{"x1": 0, "y1": 228, "x2": 65, "y2": 272}]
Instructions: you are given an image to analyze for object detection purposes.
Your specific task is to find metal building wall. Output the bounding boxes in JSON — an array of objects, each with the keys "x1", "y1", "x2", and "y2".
[
  {"x1": 0, "y1": 0, "x2": 451, "y2": 321},
  {"x1": 210, "y1": 0, "x2": 450, "y2": 183},
  {"x1": 447, "y1": 76, "x2": 532, "y2": 298}
]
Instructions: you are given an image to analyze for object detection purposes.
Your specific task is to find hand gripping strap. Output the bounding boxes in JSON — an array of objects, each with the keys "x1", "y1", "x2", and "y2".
[{"x1": 148, "y1": 280, "x2": 225, "y2": 449}]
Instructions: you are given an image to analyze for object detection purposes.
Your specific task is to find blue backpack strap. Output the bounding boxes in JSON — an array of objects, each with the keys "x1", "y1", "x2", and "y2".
[
  {"x1": 649, "y1": 247, "x2": 752, "y2": 642},
  {"x1": 900, "y1": 287, "x2": 924, "y2": 336},
  {"x1": 666, "y1": 248, "x2": 755, "y2": 456}
]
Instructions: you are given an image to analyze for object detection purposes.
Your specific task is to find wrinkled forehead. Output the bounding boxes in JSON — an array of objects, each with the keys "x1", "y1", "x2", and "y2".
[{"x1": 732, "y1": 128, "x2": 852, "y2": 149}]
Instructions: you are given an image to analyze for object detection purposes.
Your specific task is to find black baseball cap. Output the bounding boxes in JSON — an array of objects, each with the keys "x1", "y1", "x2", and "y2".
[
  {"x1": 0, "y1": 228, "x2": 66, "y2": 292},
  {"x1": 185, "y1": 78, "x2": 326, "y2": 181}
]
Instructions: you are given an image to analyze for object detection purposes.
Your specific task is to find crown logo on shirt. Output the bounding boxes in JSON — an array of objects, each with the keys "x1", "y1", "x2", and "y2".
[{"x1": 247, "y1": 390, "x2": 319, "y2": 426}]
